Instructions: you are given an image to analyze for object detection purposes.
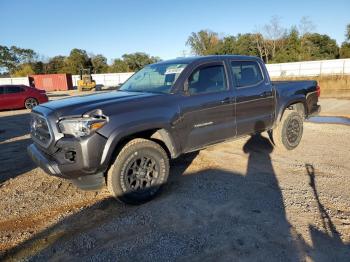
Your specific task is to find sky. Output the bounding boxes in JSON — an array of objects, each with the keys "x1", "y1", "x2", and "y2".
[{"x1": 1, "y1": 0, "x2": 349, "y2": 62}]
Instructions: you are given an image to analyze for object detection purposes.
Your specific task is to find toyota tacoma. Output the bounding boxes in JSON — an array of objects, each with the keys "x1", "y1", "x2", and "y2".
[{"x1": 27, "y1": 55, "x2": 321, "y2": 204}]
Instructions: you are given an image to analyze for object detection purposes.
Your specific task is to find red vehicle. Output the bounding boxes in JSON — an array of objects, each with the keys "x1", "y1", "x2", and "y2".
[{"x1": 0, "y1": 85, "x2": 48, "y2": 110}]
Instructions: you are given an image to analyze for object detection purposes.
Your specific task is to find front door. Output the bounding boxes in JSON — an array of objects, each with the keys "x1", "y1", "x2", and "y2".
[{"x1": 178, "y1": 62, "x2": 236, "y2": 152}]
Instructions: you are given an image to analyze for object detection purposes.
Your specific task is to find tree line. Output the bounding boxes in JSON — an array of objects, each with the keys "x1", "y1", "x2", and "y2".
[
  {"x1": 1, "y1": 17, "x2": 349, "y2": 77},
  {"x1": 0, "y1": 47, "x2": 160, "y2": 77},
  {"x1": 187, "y1": 18, "x2": 350, "y2": 63}
]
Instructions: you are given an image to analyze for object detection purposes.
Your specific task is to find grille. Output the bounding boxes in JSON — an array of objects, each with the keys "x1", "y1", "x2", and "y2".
[{"x1": 30, "y1": 113, "x2": 52, "y2": 147}]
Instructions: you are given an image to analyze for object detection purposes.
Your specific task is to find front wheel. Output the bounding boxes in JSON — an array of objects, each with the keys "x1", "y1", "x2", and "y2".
[
  {"x1": 269, "y1": 111, "x2": 303, "y2": 150},
  {"x1": 107, "y1": 138, "x2": 169, "y2": 204}
]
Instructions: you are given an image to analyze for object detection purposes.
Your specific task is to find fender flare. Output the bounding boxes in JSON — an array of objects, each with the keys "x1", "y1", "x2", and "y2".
[
  {"x1": 99, "y1": 125, "x2": 179, "y2": 170},
  {"x1": 150, "y1": 128, "x2": 178, "y2": 158},
  {"x1": 277, "y1": 95, "x2": 307, "y2": 122}
]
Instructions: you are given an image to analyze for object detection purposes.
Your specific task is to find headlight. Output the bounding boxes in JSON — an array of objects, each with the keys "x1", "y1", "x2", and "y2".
[{"x1": 58, "y1": 110, "x2": 108, "y2": 137}]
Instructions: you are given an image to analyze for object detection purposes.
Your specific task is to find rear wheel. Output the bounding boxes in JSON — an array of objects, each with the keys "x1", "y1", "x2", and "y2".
[
  {"x1": 107, "y1": 138, "x2": 169, "y2": 204},
  {"x1": 269, "y1": 111, "x2": 303, "y2": 150},
  {"x1": 24, "y1": 98, "x2": 38, "y2": 109}
]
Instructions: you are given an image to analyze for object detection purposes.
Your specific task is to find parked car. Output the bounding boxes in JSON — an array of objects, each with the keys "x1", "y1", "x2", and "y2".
[
  {"x1": 0, "y1": 85, "x2": 48, "y2": 110},
  {"x1": 27, "y1": 55, "x2": 320, "y2": 204}
]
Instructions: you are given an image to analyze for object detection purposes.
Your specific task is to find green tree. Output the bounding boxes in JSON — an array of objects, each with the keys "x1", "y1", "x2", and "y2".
[
  {"x1": 109, "y1": 59, "x2": 129, "y2": 73},
  {"x1": 91, "y1": 54, "x2": 108, "y2": 73},
  {"x1": 302, "y1": 33, "x2": 339, "y2": 60},
  {"x1": 340, "y1": 24, "x2": 350, "y2": 58},
  {"x1": 63, "y1": 48, "x2": 90, "y2": 74},
  {"x1": 0, "y1": 45, "x2": 37, "y2": 74},
  {"x1": 10, "y1": 46, "x2": 37, "y2": 63},
  {"x1": 274, "y1": 28, "x2": 302, "y2": 62},
  {"x1": 122, "y1": 52, "x2": 160, "y2": 71},
  {"x1": 0, "y1": 45, "x2": 16, "y2": 73},
  {"x1": 217, "y1": 36, "x2": 237, "y2": 54},
  {"x1": 11, "y1": 63, "x2": 35, "y2": 77},
  {"x1": 340, "y1": 43, "x2": 350, "y2": 58},
  {"x1": 186, "y1": 30, "x2": 221, "y2": 55},
  {"x1": 31, "y1": 61, "x2": 46, "y2": 74},
  {"x1": 234, "y1": 34, "x2": 260, "y2": 57},
  {"x1": 184, "y1": 17, "x2": 345, "y2": 63},
  {"x1": 46, "y1": 56, "x2": 66, "y2": 73}
]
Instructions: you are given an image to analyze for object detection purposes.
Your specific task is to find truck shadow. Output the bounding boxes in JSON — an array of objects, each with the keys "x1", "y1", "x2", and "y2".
[
  {"x1": 0, "y1": 113, "x2": 35, "y2": 183},
  {"x1": 0, "y1": 139, "x2": 35, "y2": 184},
  {"x1": 304, "y1": 164, "x2": 350, "y2": 261},
  {"x1": 0, "y1": 113, "x2": 30, "y2": 143}
]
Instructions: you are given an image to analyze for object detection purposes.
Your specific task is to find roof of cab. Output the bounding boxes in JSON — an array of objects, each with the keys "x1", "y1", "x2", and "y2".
[{"x1": 155, "y1": 55, "x2": 260, "y2": 65}]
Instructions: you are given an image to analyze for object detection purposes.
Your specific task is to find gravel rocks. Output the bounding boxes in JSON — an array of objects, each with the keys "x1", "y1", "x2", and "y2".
[{"x1": 0, "y1": 100, "x2": 350, "y2": 261}]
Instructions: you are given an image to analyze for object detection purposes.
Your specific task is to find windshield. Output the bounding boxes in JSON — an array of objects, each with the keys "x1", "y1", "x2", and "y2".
[{"x1": 120, "y1": 63, "x2": 188, "y2": 94}]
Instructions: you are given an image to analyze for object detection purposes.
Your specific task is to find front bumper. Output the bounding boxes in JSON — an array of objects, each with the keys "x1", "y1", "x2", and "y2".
[
  {"x1": 27, "y1": 143, "x2": 61, "y2": 176},
  {"x1": 27, "y1": 133, "x2": 107, "y2": 190}
]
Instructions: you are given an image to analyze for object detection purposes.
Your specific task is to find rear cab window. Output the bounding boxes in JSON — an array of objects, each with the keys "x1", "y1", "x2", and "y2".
[{"x1": 230, "y1": 61, "x2": 264, "y2": 88}]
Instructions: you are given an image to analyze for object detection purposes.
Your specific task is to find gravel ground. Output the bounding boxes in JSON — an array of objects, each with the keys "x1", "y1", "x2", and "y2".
[
  {"x1": 0, "y1": 95, "x2": 349, "y2": 261},
  {"x1": 318, "y1": 98, "x2": 350, "y2": 117}
]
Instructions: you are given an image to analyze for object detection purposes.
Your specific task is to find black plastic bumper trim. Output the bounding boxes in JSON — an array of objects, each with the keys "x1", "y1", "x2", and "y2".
[{"x1": 27, "y1": 144, "x2": 61, "y2": 176}]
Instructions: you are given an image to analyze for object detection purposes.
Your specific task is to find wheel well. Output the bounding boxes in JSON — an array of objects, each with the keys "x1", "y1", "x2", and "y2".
[
  {"x1": 24, "y1": 97, "x2": 38, "y2": 108},
  {"x1": 24, "y1": 97, "x2": 38, "y2": 103},
  {"x1": 282, "y1": 102, "x2": 306, "y2": 120},
  {"x1": 107, "y1": 129, "x2": 172, "y2": 172}
]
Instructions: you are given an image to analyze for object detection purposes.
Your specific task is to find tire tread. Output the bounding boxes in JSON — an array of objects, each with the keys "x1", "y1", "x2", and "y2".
[{"x1": 107, "y1": 138, "x2": 169, "y2": 204}]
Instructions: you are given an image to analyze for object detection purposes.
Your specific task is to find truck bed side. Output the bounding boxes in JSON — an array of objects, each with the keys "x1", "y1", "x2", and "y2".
[{"x1": 272, "y1": 80, "x2": 320, "y2": 121}]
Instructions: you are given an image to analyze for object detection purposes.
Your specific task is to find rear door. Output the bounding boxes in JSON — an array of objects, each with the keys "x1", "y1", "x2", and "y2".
[
  {"x1": 230, "y1": 60, "x2": 274, "y2": 135},
  {"x1": 178, "y1": 61, "x2": 236, "y2": 152},
  {"x1": 4, "y1": 85, "x2": 26, "y2": 109}
]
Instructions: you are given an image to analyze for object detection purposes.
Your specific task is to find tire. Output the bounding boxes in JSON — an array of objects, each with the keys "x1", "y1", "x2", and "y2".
[
  {"x1": 107, "y1": 138, "x2": 169, "y2": 204},
  {"x1": 269, "y1": 111, "x2": 303, "y2": 150},
  {"x1": 24, "y1": 97, "x2": 38, "y2": 109}
]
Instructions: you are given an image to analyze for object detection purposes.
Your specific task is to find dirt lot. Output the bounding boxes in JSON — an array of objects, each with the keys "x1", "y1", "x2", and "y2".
[{"x1": 0, "y1": 93, "x2": 349, "y2": 261}]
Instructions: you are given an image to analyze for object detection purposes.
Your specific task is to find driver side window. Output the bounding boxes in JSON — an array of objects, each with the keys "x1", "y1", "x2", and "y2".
[{"x1": 188, "y1": 65, "x2": 227, "y2": 95}]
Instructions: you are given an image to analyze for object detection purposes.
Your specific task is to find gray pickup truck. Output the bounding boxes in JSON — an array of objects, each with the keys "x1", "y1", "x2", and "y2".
[{"x1": 28, "y1": 55, "x2": 320, "y2": 204}]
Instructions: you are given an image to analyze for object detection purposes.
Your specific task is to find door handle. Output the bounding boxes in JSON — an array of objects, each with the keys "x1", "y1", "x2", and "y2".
[
  {"x1": 220, "y1": 97, "x2": 231, "y2": 104},
  {"x1": 260, "y1": 91, "x2": 272, "y2": 97}
]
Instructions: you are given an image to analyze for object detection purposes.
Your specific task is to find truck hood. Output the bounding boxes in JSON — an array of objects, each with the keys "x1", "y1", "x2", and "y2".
[{"x1": 39, "y1": 91, "x2": 160, "y2": 117}]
